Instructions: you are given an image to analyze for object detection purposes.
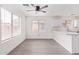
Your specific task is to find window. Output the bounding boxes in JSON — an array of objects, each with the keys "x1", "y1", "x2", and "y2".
[
  {"x1": 32, "y1": 20, "x2": 44, "y2": 32},
  {"x1": 1, "y1": 8, "x2": 11, "y2": 40},
  {"x1": 1, "y1": 8, "x2": 21, "y2": 41},
  {"x1": 13, "y1": 14, "x2": 21, "y2": 36},
  {"x1": 73, "y1": 20, "x2": 79, "y2": 28},
  {"x1": 32, "y1": 21, "x2": 39, "y2": 32}
]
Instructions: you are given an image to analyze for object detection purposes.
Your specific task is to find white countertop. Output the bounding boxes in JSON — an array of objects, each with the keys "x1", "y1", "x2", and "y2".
[{"x1": 52, "y1": 30, "x2": 79, "y2": 35}]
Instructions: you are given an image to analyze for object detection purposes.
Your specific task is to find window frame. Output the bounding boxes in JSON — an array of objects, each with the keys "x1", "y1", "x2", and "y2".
[
  {"x1": 1, "y1": 8, "x2": 12, "y2": 41},
  {"x1": 0, "y1": 7, "x2": 21, "y2": 42},
  {"x1": 12, "y1": 14, "x2": 21, "y2": 37}
]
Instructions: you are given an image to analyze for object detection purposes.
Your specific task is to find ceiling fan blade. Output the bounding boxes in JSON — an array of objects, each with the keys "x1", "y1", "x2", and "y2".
[
  {"x1": 40, "y1": 5, "x2": 48, "y2": 9},
  {"x1": 31, "y1": 4, "x2": 35, "y2": 7},
  {"x1": 40, "y1": 10, "x2": 47, "y2": 13},
  {"x1": 23, "y1": 4, "x2": 29, "y2": 7},
  {"x1": 26, "y1": 10, "x2": 35, "y2": 11},
  {"x1": 42, "y1": 11, "x2": 46, "y2": 13}
]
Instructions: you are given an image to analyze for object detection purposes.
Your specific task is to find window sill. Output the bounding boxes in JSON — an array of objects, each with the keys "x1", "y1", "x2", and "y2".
[{"x1": 1, "y1": 34, "x2": 21, "y2": 44}]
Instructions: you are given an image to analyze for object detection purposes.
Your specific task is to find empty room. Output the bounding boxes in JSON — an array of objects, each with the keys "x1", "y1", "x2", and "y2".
[{"x1": 0, "y1": 4, "x2": 79, "y2": 55}]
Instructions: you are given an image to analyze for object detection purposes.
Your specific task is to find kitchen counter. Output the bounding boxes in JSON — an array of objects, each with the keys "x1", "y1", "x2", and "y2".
[
  {"x1": 52, "y1": 30, "x2": 79, "y2": 53},
  {"x1": 52, "y1": 30, "x2": 79, "y2": 35}
]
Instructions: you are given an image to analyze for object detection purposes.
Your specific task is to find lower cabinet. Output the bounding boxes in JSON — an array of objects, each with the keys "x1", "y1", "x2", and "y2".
[{"x1": 52, "y1": 31, "x2": 72, "y2": 53}]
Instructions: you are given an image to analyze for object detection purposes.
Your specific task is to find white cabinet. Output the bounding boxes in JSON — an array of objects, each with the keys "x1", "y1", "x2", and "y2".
[
  {"x1": 53, "y1": 31, "x2": 79, "y2": 53},
  {"x1": 52, "y1": 31, "x2": 72, "y2": 53},
  {"x1": 71, "y1": 34, "x2": 79, "y2": 53}
]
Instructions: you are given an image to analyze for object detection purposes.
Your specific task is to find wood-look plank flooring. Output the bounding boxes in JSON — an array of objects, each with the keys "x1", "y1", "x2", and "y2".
[{"x1": 8, "y1": 39, "x2": 71, "y2": 55}]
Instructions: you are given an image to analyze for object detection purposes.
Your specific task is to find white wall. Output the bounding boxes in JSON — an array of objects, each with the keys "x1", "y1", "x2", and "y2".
[
  {"x1": 26, "y1": 16, "x2": 60, "y2": 39},
  {"x1": 26, "y1": 16, "x2": 65, "y2": 39},
  {"x1": 0, "y1": 5, "x2": 26, "y2": 55}
]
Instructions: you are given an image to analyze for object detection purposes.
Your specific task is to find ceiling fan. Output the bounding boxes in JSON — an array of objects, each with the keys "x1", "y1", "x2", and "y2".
[{"x1": 23, "y1": 4, "x2": 48, "y2": 13}]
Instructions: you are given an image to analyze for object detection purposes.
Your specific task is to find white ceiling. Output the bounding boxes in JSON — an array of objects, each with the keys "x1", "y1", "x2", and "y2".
[{"x1": 20, "y1": 4, "x2": 79, "y2": 16}]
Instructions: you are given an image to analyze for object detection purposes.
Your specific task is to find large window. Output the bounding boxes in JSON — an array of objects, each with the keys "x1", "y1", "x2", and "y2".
[
  {"x1": 13, "y1": 14, "x2": 21, "y2": 36},
  {"x1": 1, "y1": 8, "x2": 11, "y2": 40},
  {"x1": 1, "y1": 8, "x2": 21, "y2": 41}
]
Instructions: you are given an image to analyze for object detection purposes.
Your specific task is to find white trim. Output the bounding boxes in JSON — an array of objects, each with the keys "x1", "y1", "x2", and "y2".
[{"x1": 0, "y1": 7, "x2": 1, "y2": 43}]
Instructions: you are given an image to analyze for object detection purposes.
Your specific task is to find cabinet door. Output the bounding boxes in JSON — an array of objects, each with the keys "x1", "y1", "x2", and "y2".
[{"x1": 72, "y1": 35, "x2": 79, "y2": 53}]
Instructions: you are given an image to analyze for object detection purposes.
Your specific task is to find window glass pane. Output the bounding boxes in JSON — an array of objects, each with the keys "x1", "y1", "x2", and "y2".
[
  {"x1": 73, "y1": 20, "x2": 79, "y2": 28},
  {"x1": 13, "y1": 14, "x2": 21, "y2": 36},
  {"x1": 32, "y1": 21, "x2": 38, "y2": 32},
  {"x1": 1, "y1": 8, "x2": 11, "y2": 40}
]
